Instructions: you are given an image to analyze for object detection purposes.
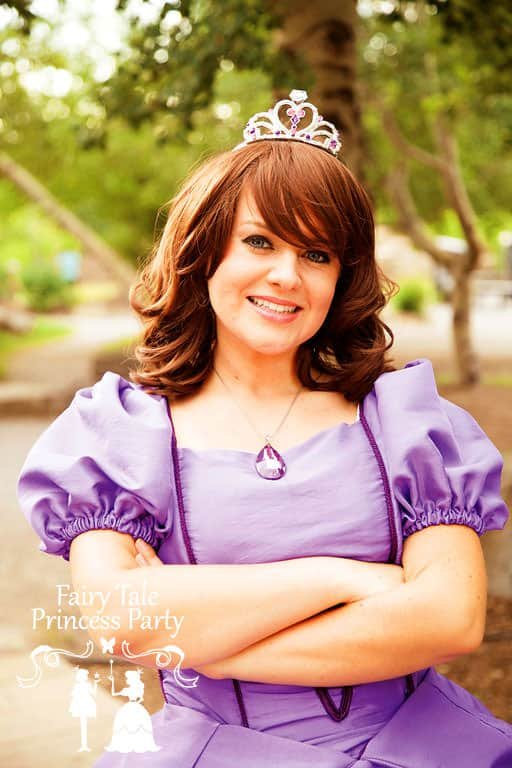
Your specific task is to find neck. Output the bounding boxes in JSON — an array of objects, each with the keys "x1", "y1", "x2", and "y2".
[{"x1": 210, "y1": 346, "x2": 303, "y2": 400}]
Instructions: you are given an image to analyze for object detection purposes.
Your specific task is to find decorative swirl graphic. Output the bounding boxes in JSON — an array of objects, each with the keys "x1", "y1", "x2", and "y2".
[
  {"x1": 121, "y1": 641, "x2": 199, "y2": 688},
  {"x1": 16, "y1": 641, "x2": 95, "y2": 688}
]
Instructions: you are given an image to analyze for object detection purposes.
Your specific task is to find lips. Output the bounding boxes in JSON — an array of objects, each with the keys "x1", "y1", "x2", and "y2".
[{"x1": 247, "y1": 296, "x2": 302, "y2": 309}]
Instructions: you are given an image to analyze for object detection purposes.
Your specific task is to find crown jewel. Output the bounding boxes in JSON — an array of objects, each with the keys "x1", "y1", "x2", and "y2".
[{"x1": 233, "y1": 89, "x2": 342, "y2": 157}]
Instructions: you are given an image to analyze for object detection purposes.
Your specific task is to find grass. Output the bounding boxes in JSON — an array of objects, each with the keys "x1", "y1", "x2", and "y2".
[
  {"x1": 436, "y1": 372, "x2": 512, "y2": 388},
  {"x1": 0, "y1": 317, "x2": 72, "y2": 379}
]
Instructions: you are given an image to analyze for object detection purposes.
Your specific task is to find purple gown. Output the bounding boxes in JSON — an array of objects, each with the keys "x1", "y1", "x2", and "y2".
[{"x1": 17, "y1": 358, "x2": 512, "y2": 767}]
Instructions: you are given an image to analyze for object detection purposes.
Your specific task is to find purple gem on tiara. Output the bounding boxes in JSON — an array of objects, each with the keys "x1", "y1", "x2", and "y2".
[
  {"x1": 286, "y1": 108, "x2": 305, "y2": 122},
  {"x1": 233, "y1": 90, "x2": 342, "y2": 158}
]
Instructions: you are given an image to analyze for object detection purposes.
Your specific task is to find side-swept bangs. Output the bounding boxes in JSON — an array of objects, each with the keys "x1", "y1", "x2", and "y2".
[{"x1": 241, "y1": 141, "x2": 369, "y2": 264}]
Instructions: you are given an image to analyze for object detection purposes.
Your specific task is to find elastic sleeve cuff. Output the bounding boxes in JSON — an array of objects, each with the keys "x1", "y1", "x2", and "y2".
[
  {"x1": 56, "y1": 510, "x2": 160, "y2": 561},
  {"x1": 402, "y1": 504, "x2": 486, "y2": 539}
]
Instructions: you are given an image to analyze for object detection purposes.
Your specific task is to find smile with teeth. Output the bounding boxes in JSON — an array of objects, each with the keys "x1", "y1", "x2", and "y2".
[{"x1": 248, "y1": 297, "x2": 300, "y2": 313}]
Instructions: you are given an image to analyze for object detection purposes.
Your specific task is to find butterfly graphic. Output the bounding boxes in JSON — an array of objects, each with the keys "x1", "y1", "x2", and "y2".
[{"x1": 100, "y1": 637, "x2": 115, "y2": 655}]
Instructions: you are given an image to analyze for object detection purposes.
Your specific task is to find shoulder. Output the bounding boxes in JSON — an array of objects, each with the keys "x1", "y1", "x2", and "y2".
[
  {"x1": 361, "y1": 357, "x2": 442, "y2": 433},
  {"x1": 73, "y1": 370, "x2": 166, "y2": 418},
  {"x1": 364, "y1": 356, "x2": 502, "y2": 461},
  {"x1": 370, "y1": 357, "x2": 437, "y2": 403},
  {"x1": 52, "y1": 370, "x2": 171, "y2": 446},
  {"x1": 366, "y1": 357, "x2": 500, "y2": 457},
  {"x1": 17, "y1": 370, "x2": 175, "y2": 560},
  {"x1": 363, "y1": 359, "x2": 508, "y2": 540}
]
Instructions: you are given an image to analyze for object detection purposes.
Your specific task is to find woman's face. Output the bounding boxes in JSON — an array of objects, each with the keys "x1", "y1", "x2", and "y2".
[{"x1": 207, "y1": 187, "x2": 341, "y2": 358}]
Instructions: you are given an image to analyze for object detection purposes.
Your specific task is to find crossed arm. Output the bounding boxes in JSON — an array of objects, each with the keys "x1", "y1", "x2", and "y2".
[{"x1": 133, "y1": 525, "x2": 487, "y2": 686}]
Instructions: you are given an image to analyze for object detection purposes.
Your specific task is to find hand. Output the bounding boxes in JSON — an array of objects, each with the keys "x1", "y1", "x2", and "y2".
[
  {"x1": 192, "y1": 659, "x2": 226, "y2": 679},
  {"x1": 134, "y1": 539, "x2": 164, "y2": 567},
  {"x1": 134, "y1": 539, "x2": 225, "y2": 679}
]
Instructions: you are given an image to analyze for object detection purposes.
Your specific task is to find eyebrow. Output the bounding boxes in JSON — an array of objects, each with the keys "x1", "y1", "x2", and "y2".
[{"x1": 240, "y1": 219, "x2": 271, "y2": 229}]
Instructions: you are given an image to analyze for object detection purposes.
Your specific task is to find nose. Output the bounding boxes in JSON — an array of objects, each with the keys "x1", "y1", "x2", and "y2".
[{"x1": 266, "y1": 249, "x2": 302, "y2": 290}]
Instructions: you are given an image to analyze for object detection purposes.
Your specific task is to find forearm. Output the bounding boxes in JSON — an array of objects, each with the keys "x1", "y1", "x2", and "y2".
[
  {"x1": 201, "y1": 579, "x2": 472, "y2": 686},
  {"x1": 71, "y1": 532, "x2": 357, "y2": 668},
  {"x1": 127, "y1": 554, "x2": 405, "y2": 669}
]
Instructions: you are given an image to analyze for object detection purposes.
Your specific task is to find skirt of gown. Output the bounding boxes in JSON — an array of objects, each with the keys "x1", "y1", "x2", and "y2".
[
  {"x1": 104, "y1": 702, "x2": 161, "y2": 754},
  {"x1": 93, "y1": 667, "x2": 512, "y2": 768}
]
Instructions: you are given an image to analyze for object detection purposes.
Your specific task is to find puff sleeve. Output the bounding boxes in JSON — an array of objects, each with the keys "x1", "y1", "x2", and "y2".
[
  {"x1": 17, "y1": 371, "x2": 174, "y2": 561},
  {"x1": 373, "y1": 358, "x2": 509, "y2": 540}
]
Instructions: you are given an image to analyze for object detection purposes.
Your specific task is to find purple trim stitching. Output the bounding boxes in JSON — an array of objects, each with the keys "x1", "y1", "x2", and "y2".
[
  {"x1": 359, "y1": 397, "x2": 398, "y2": 563},
  {"x1": 164, "y1": 396, "x2": 197, "y2": 566},
  {"x1": 313, "y1": 393, "x2": 404, "y2": 720},
  {"x1": 314, "y1": 686, "x2": 353, "y2": 722},
  {"x1": 360, "y1": 397, "x2": 415, "y2": 697},
  {"x1": 157, "y1": 668, "x2": 168, "y2": 704},
  {"x1": 164, "y1": 396, "x2": 251, "y2": 728}
]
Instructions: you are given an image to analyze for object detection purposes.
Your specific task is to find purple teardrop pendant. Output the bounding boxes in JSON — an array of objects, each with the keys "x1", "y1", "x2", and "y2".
[{"x1": 255, "y1": 443, "x2": 286, "y2": 480}]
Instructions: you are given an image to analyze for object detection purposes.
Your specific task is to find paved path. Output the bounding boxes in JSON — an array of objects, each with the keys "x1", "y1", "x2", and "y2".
[
  {"x1": 0, "y1": 305, "x2": 140, "y2": 415},
  {"x1": 384, "y1": 303, "x2": 512, "y2": 364}
]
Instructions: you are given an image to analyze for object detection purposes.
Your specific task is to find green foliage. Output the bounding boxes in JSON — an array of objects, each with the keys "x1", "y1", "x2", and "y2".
[
  {"x1": 0, "y1": 263, "x2": 12, "y2": 301},
  {"x1": 359, "y1": 3, "x2": 512, "y2": 256},
  {"x1": 20, "y1": 261, "x2": 76, "y2": 312},
  {"x1": 432, "y1": 0, "x2": 512, "y2": 93},
  {"x1": 391, "y1": 277, "x2": 438, "y2": 316},
  {"x1": 91, "y1": 0, "x2": 308, "y2": 147},
  {"x1": 0, "y1": 198, "x2": 79, "y2": 268}
]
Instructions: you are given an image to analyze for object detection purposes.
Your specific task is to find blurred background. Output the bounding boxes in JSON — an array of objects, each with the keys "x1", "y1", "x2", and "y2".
[{"x1": 1, "y1": 0, "x2": 510, "y2": 765}]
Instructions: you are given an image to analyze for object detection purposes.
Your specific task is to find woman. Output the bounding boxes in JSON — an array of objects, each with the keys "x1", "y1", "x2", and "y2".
[
  {"x1": 18, "y1": 90, "x2": 512, "y2": 767},
  {"x1": 105, "y1": 668, "x2": 160, "y2": 754}
]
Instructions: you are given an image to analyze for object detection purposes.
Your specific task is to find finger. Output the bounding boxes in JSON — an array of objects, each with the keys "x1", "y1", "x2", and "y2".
[
  {"x1": 135, "y1": 553, "x2": 148, "y2": 568},
  {"x1": 135, "y1": 538, "x2": 163, "y2": 566}
]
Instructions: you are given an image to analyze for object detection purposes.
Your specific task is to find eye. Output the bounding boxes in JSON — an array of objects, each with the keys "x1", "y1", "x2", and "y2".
[
  {"x1": 243, "y1": 234, "x2": 331, "y2": 264},
  {"x1": 305, "y1": 250, "x2": 331, "y2": 264},
  {"x1": 243, "y1": 235, "x2": 272, "y2": 250}
]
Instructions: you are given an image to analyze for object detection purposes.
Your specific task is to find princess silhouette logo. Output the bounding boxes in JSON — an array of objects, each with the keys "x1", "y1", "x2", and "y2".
[
  {"x1": 17, "y1": 639, "x2": 200, "y2": 753},
  {"x1": 104, "y1": 661, "x2": 161, "y2": 754},
  {"x1": 68, "y1": 661, "x2": 160, "y2": 753},
  {"x1": 18, "y1": 583, "x2": 200, "y2": 753}
]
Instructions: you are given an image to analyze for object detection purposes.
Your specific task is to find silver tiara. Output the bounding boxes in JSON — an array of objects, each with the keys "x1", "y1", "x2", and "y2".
[{"x1": 233, "y1": 89, "x2": 342, "y2": 157}]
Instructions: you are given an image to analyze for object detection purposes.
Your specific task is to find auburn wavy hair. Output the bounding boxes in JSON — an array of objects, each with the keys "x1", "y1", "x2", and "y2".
[{"x1": 129, "y1": 139, "x2": 399, "y2": 403}]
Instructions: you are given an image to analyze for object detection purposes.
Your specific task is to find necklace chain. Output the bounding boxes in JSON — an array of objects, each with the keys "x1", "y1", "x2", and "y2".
[{"x1": 213, "y1": 366, "x2": 304, "y2": 445}]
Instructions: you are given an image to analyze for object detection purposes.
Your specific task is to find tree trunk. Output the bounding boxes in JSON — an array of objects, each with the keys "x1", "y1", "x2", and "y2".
[
  {"x1": 452, "y1": 268, "x2": 480, "y2": 385},
  {"x1": 0, "y1": 152, "x2": 135, "y2": 292},
  {"x1": 272, "y1": 0, "x2": 362, "y2": 176},
  {"x1": 386, "y1": 163, "x2": 482, "y2": 385}
]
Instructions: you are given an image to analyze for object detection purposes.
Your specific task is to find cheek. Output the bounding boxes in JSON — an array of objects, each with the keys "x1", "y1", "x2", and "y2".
[
  {"x1": 311, "y1": 276, "x2": 338, "y2": 315},
  {"x1": 210, "y1": 250, "x2": 248, "y2": 287}
]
